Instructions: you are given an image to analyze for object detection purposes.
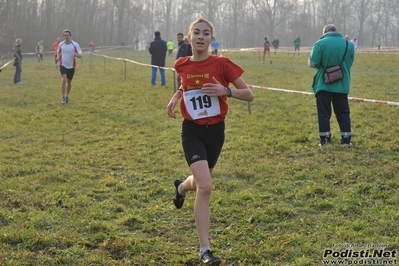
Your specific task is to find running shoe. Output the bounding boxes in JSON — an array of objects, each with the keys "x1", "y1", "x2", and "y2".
[
  {"x1": 200, "y1": 250, "x2": 221, "y2": 266},
  {"x1": 173, "y1": 179, "x2": 185, "y2": 209}
]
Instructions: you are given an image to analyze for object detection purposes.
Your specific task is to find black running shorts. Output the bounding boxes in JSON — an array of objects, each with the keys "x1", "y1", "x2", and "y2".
[
  {"x1": 181, "y1": 119, "x2": 225, "y2": 168},
  {"x1": 60, "y1": 65, "x2": 75, "y2": 81}
]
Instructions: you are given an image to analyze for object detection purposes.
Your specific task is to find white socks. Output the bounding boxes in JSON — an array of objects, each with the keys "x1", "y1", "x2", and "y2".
[
  {"x1": 177, "y1": 184, "x2": 185, "y2": 196},
  {"x1": 200, "y1": 246, "x2": 210, "y2": 256}
]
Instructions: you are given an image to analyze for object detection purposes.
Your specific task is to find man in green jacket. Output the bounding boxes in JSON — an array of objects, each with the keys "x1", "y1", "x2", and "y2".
[{"x1": 308, "y1": 24, "x2": 355, "y2": 146}]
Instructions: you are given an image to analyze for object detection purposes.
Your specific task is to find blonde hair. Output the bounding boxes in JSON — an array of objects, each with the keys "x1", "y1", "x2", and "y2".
[{"x1": 188, "y1": 17, "x2": 215, "y2": 37}]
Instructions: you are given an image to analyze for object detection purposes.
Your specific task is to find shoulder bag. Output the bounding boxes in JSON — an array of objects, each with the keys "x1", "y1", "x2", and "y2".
[{"x1": 321, "y1": 40, "x2": 348, "y2": 84}]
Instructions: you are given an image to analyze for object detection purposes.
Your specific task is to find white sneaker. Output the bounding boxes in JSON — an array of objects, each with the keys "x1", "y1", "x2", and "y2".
[{"x1": 16, "y1": 81, "x2": 24, "y2": 85}]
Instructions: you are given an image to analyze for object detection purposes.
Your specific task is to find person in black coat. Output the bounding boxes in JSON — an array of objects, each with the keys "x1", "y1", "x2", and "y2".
[
  {"x1": 184, "y1": 36, "x2": 193, "y2": 56},
  {"x1": 149, "y1": 31, "x2": 167, "y2": 86},
  {"x1": 175, "y1": 33, "x2": 188, "y2": 88}
]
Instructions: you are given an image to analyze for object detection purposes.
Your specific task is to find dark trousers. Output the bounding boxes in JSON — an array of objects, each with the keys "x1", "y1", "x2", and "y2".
[
  {"x1": 316, "y1": 91, "x2": 351, "y2": 141},
  {"x1": 177, "y1": 76, "x2": 181, "y2": 88}
]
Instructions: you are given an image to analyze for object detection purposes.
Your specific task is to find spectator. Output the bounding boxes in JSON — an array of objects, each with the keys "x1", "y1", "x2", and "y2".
[
  {"x1": 292, "y1": 35, "x2": 301, "y2": 59},
  {"x1": 13, "y1": 38, "x2": 23, "y2": 85},
  {"x1": 376, "y1": 38, "x2": 382, "y2": 51},
  {"x1": 211, "y1": 38, "x2": 219, "y2": 55},
  {"x1": 308, "y1": 24, "x2": 355, "y2": 147},
  {"x1": 350, "y1": 37, "x2": 358, "y2": 50},
  {"x1": 135, "y1": 39, "x2": 139, "y2": 50},
  {"x1": 175, "y1": 32, "x2": 188, "y2": 88},
  {"x1": 149, "y1": 31, "x2": 167, "y2": 86},
  {"x1": 89, "y1": 42, "x2": 96, "y2": 53},
  {"x1": 272, "y1": 36, "x2": 279, "y2": 54},
  {"x1": 167, "y1": 39, "x2": 175, "y2": 57},
  {"x1": 184, "y1": 36, "x2": 193, "y2": 56}
]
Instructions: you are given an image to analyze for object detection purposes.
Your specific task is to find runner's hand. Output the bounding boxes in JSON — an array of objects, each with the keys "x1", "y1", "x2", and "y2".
[{"x1": 202, "y1": 77, "x2": 226, "y2": 97}]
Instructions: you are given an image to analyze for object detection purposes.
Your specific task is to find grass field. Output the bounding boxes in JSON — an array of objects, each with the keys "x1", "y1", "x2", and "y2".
[{"x1": 0, "y1": 49, "x2": 398, "y2": 266}]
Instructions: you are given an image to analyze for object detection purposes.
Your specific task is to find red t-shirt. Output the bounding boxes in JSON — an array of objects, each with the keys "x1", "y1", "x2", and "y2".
[
  {"x1": 51, "y1": 41, "x2": 60, "y2": 55},
  {"x1": 174, "y1": 55, "x2": 244, "y2": 125}
]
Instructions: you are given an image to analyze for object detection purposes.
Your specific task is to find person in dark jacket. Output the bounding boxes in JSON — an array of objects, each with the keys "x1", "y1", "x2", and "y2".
[
  {"x1": 272, "y1": 37, "x2": 279, "y2": 54},
  {"x1": 13, "y1": 38, "x2": 23, "y2": 85},
  {"x1": 184, "y1": 36, "x2": 193, "y2": 56},
  {"x1": 149, "y1": 31, "x2": 167, "y2": 86},
  {"x1": 175, "y1": 32, "x2": 188, "y2": 88},
  {"x1": 308, "y1": 24, "x2": 355, "y2": 147}
]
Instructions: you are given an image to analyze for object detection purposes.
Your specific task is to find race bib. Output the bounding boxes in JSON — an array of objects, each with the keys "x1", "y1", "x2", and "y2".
[{"x1": 183, "y1": 89, "x2": 220, "y2": 120}]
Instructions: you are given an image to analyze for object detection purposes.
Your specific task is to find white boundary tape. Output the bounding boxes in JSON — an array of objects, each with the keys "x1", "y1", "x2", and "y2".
[
  {"x1": 88, "y1": 51, "x2": 175, "y2": 71},
  {"x1": 0, "y1": 59, "x2": 14, "y2": 71},
  {"x1": 4, "y1": 47, "x2": 395, "y2": 107},
  {"x1": 249, "y1": 85, "x2": 399, "y2": 107}
]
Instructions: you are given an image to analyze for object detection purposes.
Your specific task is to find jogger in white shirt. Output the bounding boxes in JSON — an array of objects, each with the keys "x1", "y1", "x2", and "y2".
[{"x1": 56, "y1": 29, "x2": 82, "y2": 104}]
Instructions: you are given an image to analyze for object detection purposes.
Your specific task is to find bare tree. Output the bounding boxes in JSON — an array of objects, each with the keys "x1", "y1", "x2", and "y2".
[
  {"x1": 113, "y1": 0, "x2": 129, "y2": 45},
  {"x1": 288, "y1": 0, "x2": 314, "y2": 46},
  {"x1": 389, "y1": 0, "x2": 399, "y2": 45},
  {"x1": 1, "y1": 0, "x2": 399, "y2": 54},
  {"x1": 0, "y1": 0, "x2": 17, "y2": 54},
  {"x1": 220, "y1": 0, "x2": 248, "y2": 47},
  {"x1": 252, "y1": 0, "x2": 296, "y2": 45},
  {"x1": 352, "y1": 0, "x2": 374, "y2": 46},
  {"x1": 368, "y1": 0, "x2": 386, "y2": 47},
  {"x1": 337, "y1": 0, "x2": 353, "y2": 36}
]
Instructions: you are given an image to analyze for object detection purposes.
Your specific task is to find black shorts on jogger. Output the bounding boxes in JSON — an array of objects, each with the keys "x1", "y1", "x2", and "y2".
[
  {"x1": 60, "y1": 66, "x2": 75, "y2": 81},
  {"x1": 181, "y1": 119, "x2": 225, "y2": 168}
]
